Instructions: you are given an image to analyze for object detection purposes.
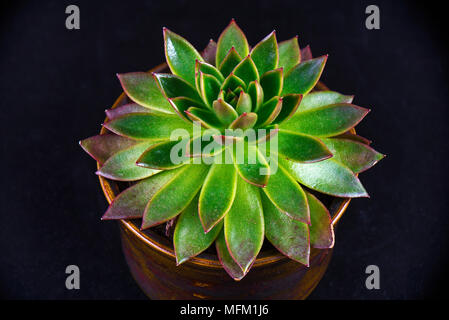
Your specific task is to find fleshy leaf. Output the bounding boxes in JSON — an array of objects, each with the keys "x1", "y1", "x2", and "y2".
[
  {"x1": 299, "y1": 91, "x2": 354, "y2": 113},
  {"x1": 213, "y1": 99, "x2": 238, "y2": 126},
  {"x1": 168, "y1": 96, "x2": 203, "y2": 120},
  {"x1": 273, "y1": 94, "x2": 302, "y2": 124},
  {"x1": 322, "y1": 138, "x2": 384, "y2": 173},
  {"x1": 185, "y1": 134, "x2": 224, "y2": 158},
  {"x1": 236, "y1": 91, "x2": 252, "y2": 114},
  {"x1": 164, "y1": 28, "x2": 203, "y2": 86},
  {"x1": 280, "y1": 103, "x2": 370, "y2": 138},
  {"x1": 334, "y1": 132, "x2": 371, "y2": 145},
  {"x1": 198, "y1": 72, "x2": 221, "y2": 108},
  {"x1": 142, "y1": 164, "x2": 209, "y2": 228},
  {"x1": 255, "y1": 96, "x2": 282, "y2": 127},
  {"x1": 261, "y1": 192, "x2": 309, "y2": 265},
  {"x1": 185, "y1": 107, "x2": 222, "y2": 129},
  {"x1": 199, "y1": 162, "x2": 237, "y2": 232},
  {"x1": 102, "y1": 170, "x2": 178, "y2": 220},
  {"x1": 277, "y1": 130, "x2": 332, "y2": 163},
  {"x1": 278, "y1": 36, "x2": 300, "y2": 74},
  {"x1": 306, "y1": 191, "x2": 334, "y2": 249},
  {"x1": 301, "y1": 45, "x2": 312, "y2": 61},
  {"x1": 247, "y1": 80, "x2": 264, "y2": 112},
  {"x1": 80, "y1": 134, "x2": 137, "y2": 165},
  {"x1": 216, "y1": 20, "x2": 249, "y2": 68},
  {"x1": 96, "y1": 141, "x2": 160, "y2": 181},
  {"x1": 137, "y1": 139, "x2": 189, "y2": 170},
  {"x1": 195, "y1": 60, "x2": 225, "y2": 86},
  {"x1": 174, "y1": 195, "x2": 223, "y2": 265},
  {"x1": 216, "y1": 231, "x2": 247, "y2": 280},
  {"x1": 280, "y1": 157, "x2": 369, "y2": 198},
  {"x1": 105, "y1": 103, "x2": 151, "y2": 120},
  {"x1": 104, "y1": 113, "x2": 192, "y2": 140},
  {"x1": 232, "y1": 140, "x2": 270, "y2": 187},
  {"x1": 229, "y1": 112, "x2": 258, "y2": 130},
  {"x1": 282, "y1": 56, "x2": 327, "y2": 95},
  {"x1": 153, "y1": 73, "x2": 202, "y2": 103},
  {"x1": 263, "y1": 161, "x2": 310, "y2": 224},
  {"x1": 220, "y1": 73, "x2": 246, "y2": 93},
  {"x1": 224, "y1": 176, "x2": 264, "y2": 272},
  {"x1": 250, "y1": 31, "x2": 278, "y2": 75},
  {"x1": 232, "y1": 55, "x2": 259, "y2": 85},
  {"x1": 218, "y1": 47, "x2": 242, "y2": 78},
  {"x1": 260, "y1": 68, "x2": 283, "y2": 101},
  {"x1": 201, "y1": 39, "x2": 217, "y2": 65},
  {"x1": 117, "y1": 72, "x2": 174, "y2": 114}
]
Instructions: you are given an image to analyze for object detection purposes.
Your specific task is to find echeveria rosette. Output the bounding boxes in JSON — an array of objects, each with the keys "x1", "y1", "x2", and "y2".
[{"x1": 80, "y1": 20, "x2": 384, "y2": 280}]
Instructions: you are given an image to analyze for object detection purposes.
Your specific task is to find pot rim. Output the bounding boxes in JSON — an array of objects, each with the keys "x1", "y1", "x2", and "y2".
[{"x1": 97, "y1": 63, "x2": 352, "y2": 269}]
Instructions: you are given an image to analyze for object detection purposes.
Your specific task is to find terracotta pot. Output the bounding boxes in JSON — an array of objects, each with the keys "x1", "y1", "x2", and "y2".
[{"x1": 97, "y1": 63, "x2": 352, "y2": 300}]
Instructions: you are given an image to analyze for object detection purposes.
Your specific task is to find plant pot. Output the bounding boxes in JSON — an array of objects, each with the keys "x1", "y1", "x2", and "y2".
[{"x1": 97, "y1": 64, "x2": 352, "y2": 300}]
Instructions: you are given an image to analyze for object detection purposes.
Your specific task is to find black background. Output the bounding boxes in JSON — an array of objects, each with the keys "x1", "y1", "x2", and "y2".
[{"x1": 1, "y1": 0, "x2": 448, "y2": 299}]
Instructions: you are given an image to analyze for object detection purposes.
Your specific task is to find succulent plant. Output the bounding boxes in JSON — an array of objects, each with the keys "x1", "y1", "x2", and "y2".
[{"x1": 80, "y1": 20, "x2": 384, "y2": 280}]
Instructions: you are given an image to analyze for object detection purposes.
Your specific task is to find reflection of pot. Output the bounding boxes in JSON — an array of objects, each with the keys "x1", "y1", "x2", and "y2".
[{"x1": 98, "y1": 63, "x2": 352, "y2": 299}]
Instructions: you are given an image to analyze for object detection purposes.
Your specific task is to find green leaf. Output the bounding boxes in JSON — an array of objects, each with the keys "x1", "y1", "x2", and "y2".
[
  {"x1": 216, "y1": 20, "x2": 249, "y2": 68},
  {"x1": 164, "y1": 28, "x2": 203, "y2": 86},
  {"x1": 277, "y1": 130, "x2": 332, "y2": 163},
  {"x1": 220, "y1": 73, "x2": 246, "y2": 93},
  {"x1": 96, "y1": 141, "x2": 160, "y2": 181},
  {"x1": 273, "y1": 94, "x2": 302, "y2": 124},
  {"x1": 278, "y1": 36, "x2": 300, "y2": 74},
  {"x1": 322, "y1": 138, "x2": 384, "y2": 173},
  {"x1": 174, "y1": 195, "x2": 223, "y2": 265},
  {"x1": 232, "y1": 140, "x2": 270, "y2": 187},
  {"x1": 261, "y1": 192, "x2": 309, "y2": 265},
  {"x1": 280, "y1": 103, "x2": 370, "y2": 138},
  {"x1": 306, "y1": 191, "x2": 334, "y2": 249},
  {"x1": 195, "y1": 60, "x2": 224, "y2": 84},
  {"x1": 199, "y1": 162, "x2": 237, "y2": 232},
  {"x1": 263, "y1": 161, "x2": 310, "y2": 224},
  {"x1": 260, "y1": 68, "x2": 283, "y2": 101},
  {"x1": 250, "y1": 31, "x2": 278, "y2": 75},
  {"x1": 117, "y1": 72, "x2": 174, "y2": 114},
  {"x1": 236, "y1": 91, "x2": 252, "y2": 114},
  {"x1": 142, "y1": 164, "x2": 209, "y2": 228},
  {"x1": 224, "y1": 176, "x2": 264, "y2": 272},
  {"x1": 198, "y1": 72, "x2": 221, "y2": 108},
  {"x1": 216, "y1": 231, "x2": 247, "y2": 280},
  {"x1": 247, "y1": 80, "x2": 264, "y2": 112},
  {"x1": 153, "y1": 73, "x2": 202, "y2": 103},
  {"x1": 232, "y1": 55, "x2": 259, "y2": 85},
  {"x1": 102, "y1": 170, "x2": 179, "y2": 220},
  {"x1": 136, "y1": 139, "x2": 189, "y2": 170},
  {"x1": 280, "y1": 157, "x2": 369, "y2": 198},
  {"x1": 229, "y1": 112, "x2": 258, "y2": 130},
  {"x1": 282, "y1": 55, "x2": 327, "y2": 95},
  {"x1": 80, "y1": 134, "x2": 137, "y2": 165},
  {"x1": 185, "y1": 133, "x2": 224, "y2": 158},
  {"x1": 185, "y1": 107, "x2": 222, "y2": 129},
  {"x1": 218, "y1": 47, "x2": 242, "y2": 78},
  {"x1": 299, "y1": 91, "x2": 354, "y2": 113},
  {"x1": 213, "y1": 99, "x2": 238, "y2": 126},
  {"x1": 201, "y1": 39, "x2": 217, "y2": 65},
  {"x1": 255, "y1": 96, "x2": 282, "y2": 127},
  {"x1": 104, "y1": 113, "x2": 192, "y2": 140},
  {"x1": 334, "y1": 132, "x2": 371, "y2": 145},
  {"x1": 105, "y1": 103, "x2": 152, "y2": 120},
  {"x1": 168, "y1": 96, "x2": 203, "y2": 120}
]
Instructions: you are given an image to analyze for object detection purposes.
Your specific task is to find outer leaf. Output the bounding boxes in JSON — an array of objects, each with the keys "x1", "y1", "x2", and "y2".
[
  {"x1": 273, "y1": 94, "x2": 302, "y2": 124},
  {"x1": 247, "y1": 80, "x2": 264, "y2": 112},
  {"x1": 168, "y1": 96, "x2": 203, "y2": 120},
  {"x1": 153, "y1": 73, "x2": 202, "y2": 103},
  {"x1": 198, "y1": 72, "x2": 221, "y2": 107},
  {"x1": 334, "y1": 132, "x2": 371, "y2": 145},
  {"x1": 79, "y1": 134, "x2": 137, "y2": 165},
  {"x1": 218, "y1": 47, "x2": 242, "y2": 78},
  {"x1": 306, "y1": 191, "x2": 334, "y2": 249},
  {"x1": 164, "y1": 28, "x2": 203, "y2": 86},
  {"x1": 322, "y1": 138, "x2": 384, "y2": 173},
  {"x1": 256, "y1": 96, "x2": 282, "y2": 127},
  {"x1": 263, "y1": 161, "x2": 310, "y2": 224},
  {"x1": 280, "y1": 103, "x2": 370, "y2": 138},
  {"x1": 96, "y1": 141, "x2": 160, "y2": 181},
  {"x1": 278, "y1": 36, "x2": 300, "y2": 73},
  {"x1": 216, "y1": 231, "x2": 247, "y2": 280},
  {"x1": 213, "y1": 99, "x2": 238, "y2": 126},
  {"x1": 201, "y1": 39, "x2": 217, "y2": 65},
  {"x1": 185, "y1": 107, "x2": 222, "y2": 129},
  {"x1": 299, "y1": 91, "x2": 354, "y2": 113},
  {"x1": 199, "y1": 162, "x2": 237, "y2": 232},
  {"x1": 260, "y1": 68, "x2": 284, "y2": 102},
  {"x1": 282, "y1": 56, "x2": 327, "y2": 95},
  {"x1": 142, "y1": 164, "x2": 209, "y2": 228},
  {"x1": 250, "y1": 31, "x2": 278, "y2": 75},
  {"x1": 236, "y1": 91, "x2": 252, "y2": 114},
  {"x1": 174, "y1": 195, "x2": 223, "y2": 265},
  {"x1": 301, "y1": 45, "x2": 312, "y2": 61},
  {"x1": 261, "y1": 192, "x2": 309, "y2": 265},
  {"x1": 277, "y1": 130, "x2": 332, "y2": 163},
  {"x1": 104, "y1": 113, "x2": 192, "y2": 140},
  {"x1": 105, "y1": 103, "x2": 151, "y2": 120},
  {"x1": 216, "y1": 20, "x2": 249, "y2": 68},
  {"x1": 102, "y1": 170, "x2": 178, "y2": 220},
  {"x1": 232, "y1": 55, "x2": 259, "y2": 85},
  {"x1": 229, "y1": 112, "x2": 258, "y2": 130},
  {"x1": 224, "y1": 176, "x2": 264, "y2": 272},
  {"x1": 137, "y1": 139, "x2": 189, "y2": 170},
  {"x1": 117, "y1": 72, "x2": 174, "y2": 114},
  {"x1": 232, "y1": 140, "x2": 270, "y2": 187},
  {"x1": 280, "y1": 157, "x2": 369, "y2": 198}
]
